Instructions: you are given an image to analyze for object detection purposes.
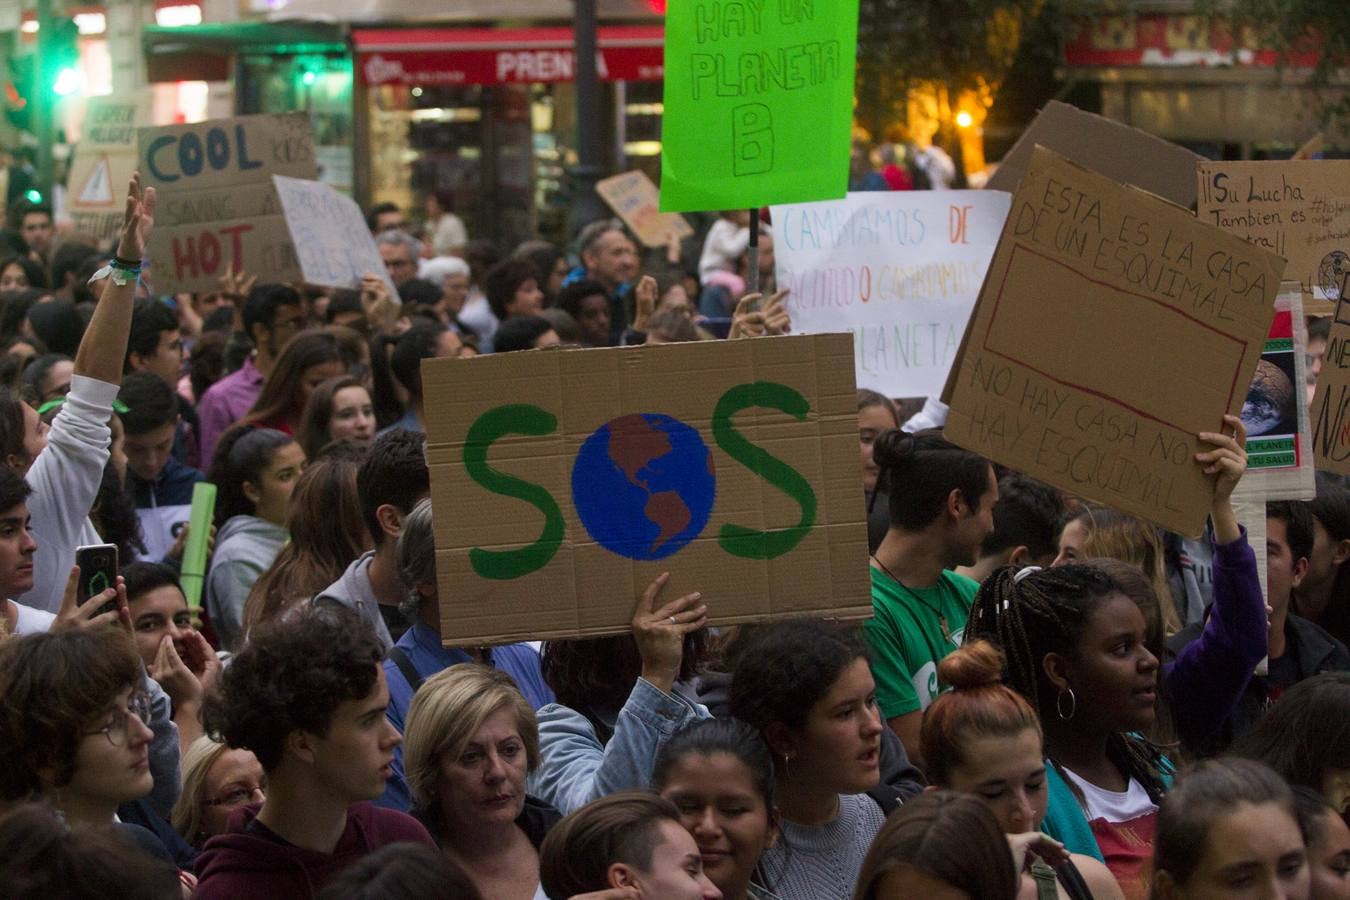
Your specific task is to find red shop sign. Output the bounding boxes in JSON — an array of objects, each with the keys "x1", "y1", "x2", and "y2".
[{"x1": 353, "y1": 25, "x2": 665, "y2": 87}]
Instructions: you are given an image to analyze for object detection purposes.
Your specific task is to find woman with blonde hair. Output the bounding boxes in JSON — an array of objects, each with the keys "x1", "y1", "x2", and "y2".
[
  {"x1": 170, "y1": 735, "x2": 266, "y2": 848},
  {"x1": 1055, "y1": 506, "x2": 1182, "y2": 633},
  {"x1": 403, "y1": 663, "x2": 562, "y2": 900}
]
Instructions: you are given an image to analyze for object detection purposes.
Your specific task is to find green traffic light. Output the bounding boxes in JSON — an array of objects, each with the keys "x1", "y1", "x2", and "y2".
[
  {"x1": 301, "y1": 70, "x2": 317, "y2": 86},
  {"x1": 52, "y1": 65, "x2": 83, "y2": 97},
  {"x1": 24, "y1": 189, "x2": 42, "y2": 203}
]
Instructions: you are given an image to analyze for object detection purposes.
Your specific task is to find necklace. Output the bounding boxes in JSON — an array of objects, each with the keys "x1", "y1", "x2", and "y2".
[{"x1": 871, "y1": 555, "x2": 951, "y2": 642}]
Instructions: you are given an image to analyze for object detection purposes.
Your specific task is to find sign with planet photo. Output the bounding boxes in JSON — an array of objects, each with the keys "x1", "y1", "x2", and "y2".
[{"x1": 423, "y1": 334, "x2": 871, "y2": 646}]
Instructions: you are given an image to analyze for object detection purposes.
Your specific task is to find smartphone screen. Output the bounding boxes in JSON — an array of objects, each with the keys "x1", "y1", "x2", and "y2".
[{"x1": 75, "y1": 544, "x2": 119, "y2": 616}]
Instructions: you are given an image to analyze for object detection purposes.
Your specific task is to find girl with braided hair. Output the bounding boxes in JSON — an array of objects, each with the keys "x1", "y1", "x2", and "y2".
[{"x1": 966, "y1": 562, "x2": 1170, "y2": 898}]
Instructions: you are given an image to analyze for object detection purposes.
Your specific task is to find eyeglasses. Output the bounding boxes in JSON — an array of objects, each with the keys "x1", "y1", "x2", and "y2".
[
  {"x1": 203, "y1": 784, "x2": 266, "y2": 808},
  {"x1": 82, "y1": 691, "x2": 152, "y2": 747}
]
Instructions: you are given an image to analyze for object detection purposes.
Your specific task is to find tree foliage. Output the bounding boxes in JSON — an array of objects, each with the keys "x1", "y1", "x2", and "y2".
[{"x1": 854, "y1": 0, "x2": 1047, "y2": 136}]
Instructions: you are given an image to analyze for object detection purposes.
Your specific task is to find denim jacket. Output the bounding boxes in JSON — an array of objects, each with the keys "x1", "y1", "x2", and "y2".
[{"x1": 528, "y1": 677, "x2": 711, "y2": 815}]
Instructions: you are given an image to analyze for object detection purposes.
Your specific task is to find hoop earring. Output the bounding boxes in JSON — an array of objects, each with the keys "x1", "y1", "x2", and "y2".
[{"x1": 1056, "y1": 688, "x2": 1076, "y2": 720}]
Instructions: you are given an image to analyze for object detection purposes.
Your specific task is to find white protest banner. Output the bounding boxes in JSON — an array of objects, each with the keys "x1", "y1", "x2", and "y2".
[
  {"x1": 771, "y1": 190, "x2": 1011, "y2": 398},
  {"x1": 272, "y1": 176, "x2": 396, "y2": 297}
]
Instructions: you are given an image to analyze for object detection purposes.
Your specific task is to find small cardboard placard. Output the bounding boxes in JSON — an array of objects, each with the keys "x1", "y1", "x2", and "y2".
[
  {"x1": 67, "y1": 98, "x2": 150, "y2": 241},
  {"x1": 770, "y1": 190, "x2": 1011, "y2": 399},
  {"x1": 1238, "y1": 284, "x2": 1315, "y2": 500},
  {"x1": 943, "y1": 146, "x2": 1284, "y2": 537},
  {"x1": 1310, "y1": 277, "x2": 1350, "y2": 476},
  {"x1": 987, "y1": 101, "x2": 1204, "y2": 209},
  {"x1": 658, "y1": 0, "x2": 860, "y2": 212},
  {"x1": 1197, "y1": 160, "x2": 1350, "y2": 316},
  {"x1": 272, "y1": 175, "x2": 396, "y2": 297},
  {"x1": 138, "y1": 112, "x2": 318, "y2": 294},
  {"x1": 596, "y1": 171, "x2": 694, "y2": 248},
  {"x1": 423, "y1": 334, "x2": 871, "y2": 646}
]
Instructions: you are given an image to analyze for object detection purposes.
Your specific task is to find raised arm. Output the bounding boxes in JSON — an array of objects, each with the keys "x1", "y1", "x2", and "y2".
[{"x1": 74, "y1": 173, "x2": 156, "y2": 385}]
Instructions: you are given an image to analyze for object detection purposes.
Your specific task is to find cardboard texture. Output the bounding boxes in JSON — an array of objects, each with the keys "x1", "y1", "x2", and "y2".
[
  {"x1": 272, "y1": 175, "x2": 396, "y2": 297},
  {"x1": 943, "y1": 146, "x2": 1284, "y2": 537},
  {"x1": 423, "y1": 334, "x2": 871, "y2": 646},
  {"x1": 138, "y1": 113, "x2": 318, "y2": 294},
  {"x1": 596, "y1": 170, "x2": 694, "y2": 248},
  {"x1": 771, "y1": 190, "x2": 1011, "y2": 399},
  {"x1": 1238, "y1": 284, "x2": 1316, "y2": 500},
  {"x1": 67, "y1": 98, "x2": 150, "y2": 241},
  {"x1": 659, "y1": 0, "x2": 859, "y2": 212},
  {"x1": 1197, "y1": 160, "x2": 1350, "y2": 315},
  {"x1": 1310, "y1": 277, "x2": 1350, "y2": 476},
  {"x1": 986, "y1": 101, "x2": 1203, "y2": 209}
]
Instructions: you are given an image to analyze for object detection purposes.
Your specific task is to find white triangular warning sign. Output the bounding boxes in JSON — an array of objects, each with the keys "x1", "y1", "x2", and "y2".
[{"x1": 77, "y1": 157, "x2": 114, "y2": 206}]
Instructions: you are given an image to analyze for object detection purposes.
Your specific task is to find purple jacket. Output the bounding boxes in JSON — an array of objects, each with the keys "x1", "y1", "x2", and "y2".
[{"x1": 1163, "y1": 527, "x2": 1268, "y2": 754}]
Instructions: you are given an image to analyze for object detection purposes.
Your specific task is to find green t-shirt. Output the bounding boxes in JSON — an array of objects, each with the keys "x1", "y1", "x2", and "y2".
[{"x1": 864, "y1": 566, "x2": 980, "y2": 719}]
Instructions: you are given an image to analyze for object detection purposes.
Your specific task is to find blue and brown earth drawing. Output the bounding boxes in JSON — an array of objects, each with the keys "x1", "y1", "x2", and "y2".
[{"x1": 572, "y1": 413, "x2": 717, "y2": 560}]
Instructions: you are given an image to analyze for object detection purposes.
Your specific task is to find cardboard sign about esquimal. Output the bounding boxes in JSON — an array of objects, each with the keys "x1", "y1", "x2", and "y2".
[
  {"x1": 423, "y1": 334, "x2": 870, "y2": 646},
  {"x1": 138, "y1": 113, "x2": 317, "y2": 293},
  {"x1": 1197, "y1": 160, "x2": 1350, "y2": 315},
  {"x1": 943, "y1": 146, "x2": 1284, "y2": 537},
  {"x1": 771, "y1": 190, "x2": 1011, "y2": 399}
]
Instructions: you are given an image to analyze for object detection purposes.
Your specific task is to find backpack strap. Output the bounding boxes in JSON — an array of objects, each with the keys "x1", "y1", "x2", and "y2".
[{"x1": 387, "y1": 647, "x2": 424, "y2": 694}]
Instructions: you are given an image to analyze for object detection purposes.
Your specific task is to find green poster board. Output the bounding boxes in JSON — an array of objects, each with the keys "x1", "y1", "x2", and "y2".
[{"x1": 659, "y1": 0, "x2": 859, "y2": 213}]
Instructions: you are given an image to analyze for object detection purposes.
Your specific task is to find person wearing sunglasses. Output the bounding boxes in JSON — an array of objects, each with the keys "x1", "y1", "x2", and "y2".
[{"x1": 0, "y1": 626, "x2": 177, "y2": 865}]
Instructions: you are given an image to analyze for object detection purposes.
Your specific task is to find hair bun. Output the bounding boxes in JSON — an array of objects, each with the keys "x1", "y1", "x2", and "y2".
[
  {"x1": 937, "y1": 640, "x2": 1005, "y2": 692},
  {"x1": 871, "y1": 429, "x2": 916, "y2": 468}
]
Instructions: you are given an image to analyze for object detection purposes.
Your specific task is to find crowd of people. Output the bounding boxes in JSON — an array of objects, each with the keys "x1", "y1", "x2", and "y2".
[{"x1": 0, "y1": 167, "x2": 1347, "y2": 900}]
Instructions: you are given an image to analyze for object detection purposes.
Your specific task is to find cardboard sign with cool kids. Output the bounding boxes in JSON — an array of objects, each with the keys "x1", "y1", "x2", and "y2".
[
  {"x1": 423, "y1": 334, "x2": 870, "y2": 646},
  {"x1": 944, "y1": 146, "x2": 1285, "y2": 537},
  {"x1": 138, "y1": 112, "x2": 318, "y2": 294}
]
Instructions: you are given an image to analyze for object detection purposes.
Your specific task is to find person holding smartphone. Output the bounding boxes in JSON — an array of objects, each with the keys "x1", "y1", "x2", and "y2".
[{"x1": 2, "y1": 174, "x2": 155, "y2": 615}]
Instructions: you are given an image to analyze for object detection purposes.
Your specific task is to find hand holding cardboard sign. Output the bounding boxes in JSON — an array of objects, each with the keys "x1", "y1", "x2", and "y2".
[
  {"x1": 632, "y1": 275, "x2": 658, "y2": 334},
  {"x1": 115, "y1": 172, "x2": 156, "y2": 263},
  {"x1": 632, "y1": 572, "x2": 706, "y2": 695},
  {"x1": 1197, "y1": 414, "x2": 1248, "y2": 544}
]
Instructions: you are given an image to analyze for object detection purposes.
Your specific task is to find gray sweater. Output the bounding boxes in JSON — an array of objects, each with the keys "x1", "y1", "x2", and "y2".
[
  {"x1": 759, "y1": 793, "x2": 886, "y2": 900},
  {"x1": 313, "y1": 550, "x2": 393, "y2": 650},
  {"x1": 206, "y1": 515, "x2": 286, "y2": 652}
]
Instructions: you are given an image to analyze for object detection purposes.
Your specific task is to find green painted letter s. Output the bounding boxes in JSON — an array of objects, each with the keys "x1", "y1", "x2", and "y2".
[
  {"x1": 712, "y1": 382, "x2": 817, "y2": 559},
  {"x1": 464, "y1": 404, "x2": 564, "y2": 580}
]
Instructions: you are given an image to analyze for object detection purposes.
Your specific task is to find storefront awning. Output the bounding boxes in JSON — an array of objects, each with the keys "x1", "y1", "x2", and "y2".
[
  {"x1": 142, "y1": 21, "x2": 348, "y2": 82},
  {"x1": 352, "y1": 25, "x2": 664, "y2": 86}
]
